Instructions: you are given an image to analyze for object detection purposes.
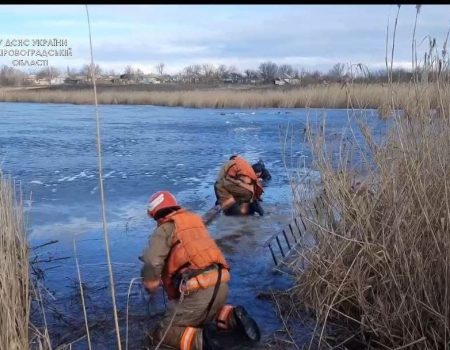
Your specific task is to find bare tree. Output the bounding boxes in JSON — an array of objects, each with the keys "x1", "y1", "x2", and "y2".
[
  {"x1": 244, "y1": 69, "x2": 257, "y2": 78},
  {"x1": 182, "y1": 64, "x2": 202, "y2": 83},
  {"x1": 227, "y1": 65, "x2": 238, "y2": 74},
  {"x1": 135, "y1": 68, "x2": 144, "y2": 81},
  {"x1": 0, "y1": 65, "x2": 25, "y2": 86},
  {"x1": 36, "y1": 67, "x2": 60, "y2": 80},
  {"x1": 328, "y1": 63, "x2": 346, "y2": 80},
  {"x1": 66, "y1": 66, "x2": 77, "y2": 78},
  {"x1": 156, "y1": 62, "x2": 165, "y2": 76},
  {"x1": 278, "y1": 64, "x2": 294, "y2": 77},
  {"x1": 81, "y1": 64, "x2": 102, "y2": 80},
  {"x1": 216, "y1": 64, "x2": 228, "y2": 79},
  {"x1": 201, "y1": 64, "x2": 216, "y2": 82},
  {"x1": 259, "y1": 61, "x2": 278, "y2": 82},
  {"x1": 192, "y1": 65, "x2": 202, "y2": 79},
  {"x1": 123, "y1": 65, "x2": 135, "y2": 77}
]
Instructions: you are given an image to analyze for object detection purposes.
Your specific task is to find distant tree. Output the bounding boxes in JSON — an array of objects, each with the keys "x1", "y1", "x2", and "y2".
[
  {"x1": 191, "y1": 65, "x2": 201, "y2": 76},
  {"x1": 123, "y1": 65, "x2": 135, "y2": 77},
  {"x1": 392, "y1": 68, "x2": 413, "y2": 83},
  {"x1": 227, "y1": 65, "x2": 238, "y2": 74},
  {"x1": 258, "y1": 61, "x2": 278, "y2": 82},
  {"x1": 311, "y1": 70, "x2": 322, "y2": 81},
  {"x1": 81, "y1": 64, "x2": 102, "y2": 79},
  {"x1": 299, "y1": 70, "x2": 323, "y2": 85},
  {"x1": 156, "y1": 62, "x2": 165, "y2": 76},
  {"x1": 366, "y1": 68, "x2": 388, "y2": 83},
  {"x1": 182, "y1": 64, "x2": 202, "y2": 83},
  {"x1": 217, "y1": 64, "x2": 228, "y2": 79},
  {"x1": 121, "y1": 66, "x2": 144, "y2": 81},
  {"x1": 328, "y1": 63, "x2": 346, "y2": 80},
  {"x1": 244, "y1": 69, "x2": 259, "y2": 83},
  {"x1": 135, "y1": 68, "x2": 144, "y2": 81},
  {"x1": 66, "y1": 66, "x2": 77, "y2": 78},
  {"x1": 36, "y1": 67, "x2": 60, "y2": 80},
  {"x1": 201, "y1": 64, "x2": 216, "y2": 81},
  {"x1": 278, "y1": 64, "x2": 294, "y2": 77},
  {"x1": 0, "y1": 65, "x2": 25, "y2": 86},
  {"x1": 182, "y1": 65, "x2": 194, "y2": 81}
]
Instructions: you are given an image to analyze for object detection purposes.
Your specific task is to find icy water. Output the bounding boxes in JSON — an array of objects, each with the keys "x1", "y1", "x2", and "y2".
[{"x1": 0, "y1": 102, "x2": 387, "y2": 349}]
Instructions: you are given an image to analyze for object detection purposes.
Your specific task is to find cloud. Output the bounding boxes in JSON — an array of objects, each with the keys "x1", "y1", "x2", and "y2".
[{"x1": 1, "y1": 4, "x2": 449, "y2": 74}]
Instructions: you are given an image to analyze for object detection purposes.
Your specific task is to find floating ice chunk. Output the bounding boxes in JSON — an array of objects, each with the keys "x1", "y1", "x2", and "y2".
[
  {"x1": 58, "y1": 176, "x2": 71, "y2": 182},
  {"x1": 103, "y1": 170, "x2": 116, "y2": 178}
]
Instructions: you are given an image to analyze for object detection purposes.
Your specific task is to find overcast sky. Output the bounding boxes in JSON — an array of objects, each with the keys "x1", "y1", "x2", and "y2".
[{"x1": 1, "y1": 4, "x2": 449, "y2": 75}]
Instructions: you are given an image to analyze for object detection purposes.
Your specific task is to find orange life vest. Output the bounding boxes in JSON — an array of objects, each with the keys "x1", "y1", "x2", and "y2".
[
  {"x1": 159, "y1": 209, "x2": 230, "y2": 299},
  {"x1": 225, "y1": 156, "x2": 264, "y2": 199}
]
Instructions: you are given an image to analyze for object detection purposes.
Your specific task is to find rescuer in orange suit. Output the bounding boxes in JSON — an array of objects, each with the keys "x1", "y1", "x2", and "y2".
[
  {"x1": 141, "y1": 190, "x2": 260, "y2": 350},
  {"x1": 204, "y1": 155, "x2": 264, "y2": 224}
]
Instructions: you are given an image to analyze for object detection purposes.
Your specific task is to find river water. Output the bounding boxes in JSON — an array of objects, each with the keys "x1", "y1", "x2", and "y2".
[{"x1": 0, "y1": 102, "x2": 387, "y2": 349}]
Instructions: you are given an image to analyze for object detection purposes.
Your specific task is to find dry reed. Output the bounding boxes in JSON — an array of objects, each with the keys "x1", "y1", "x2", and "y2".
[
  {"x1": 286, "y1": 22, "x2": 450, "y2": 350},
  {"x1": 0, "y1": 83, "x2": 443, "y2": 110},
  {"x1": 0, "y1": 173, "x2": 29, "y2": 349}
]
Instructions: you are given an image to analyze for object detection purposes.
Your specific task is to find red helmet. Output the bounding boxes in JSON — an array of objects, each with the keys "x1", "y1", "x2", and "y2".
[{"x1": 147, "y1": 191, "x2": 178, "y2": 218}]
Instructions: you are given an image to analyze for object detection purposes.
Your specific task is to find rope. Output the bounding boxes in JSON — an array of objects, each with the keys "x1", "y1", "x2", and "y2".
[
  {"x1": 154, "y1": 291, "x2": 185, "y2": 350},
  {"x1": 125, "y1": 277, "x2": 142, "y2": 350},
  {"x1": 85, "y1": 5, "x2": 122, "y2": 349}
]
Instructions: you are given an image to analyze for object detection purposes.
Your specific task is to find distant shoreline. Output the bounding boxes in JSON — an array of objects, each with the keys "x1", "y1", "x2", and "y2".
[{"x1": 0, "y1": 83, "x2": 420, "y2": 114}]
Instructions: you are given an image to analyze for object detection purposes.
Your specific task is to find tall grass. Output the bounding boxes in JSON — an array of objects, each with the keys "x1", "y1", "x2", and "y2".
[
  {"x1": 0, "y1": 83, "x2": 444, "y2": 110},
  {"x1": 0, "y1": 173, "x2": 29, "y2": 349},
  {"x1": 286, "y1": 18, "x2": 450, "y2": 350}
]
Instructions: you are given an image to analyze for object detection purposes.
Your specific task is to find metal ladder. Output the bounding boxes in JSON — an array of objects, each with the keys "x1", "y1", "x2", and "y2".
[
  {"x1": 264, "y1": 194, "x2": 330, "y2": 268},
  {"x1": 264, "y1": 216, "x2": 307, "y2": 268}
]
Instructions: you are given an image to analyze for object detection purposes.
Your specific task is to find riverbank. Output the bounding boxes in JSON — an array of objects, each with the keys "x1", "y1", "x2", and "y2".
[
  {"x1": 279, "y1": 77, "x2": 450, "y2": 348},
  {"x1": 0, "y1": 83, "x2": 443, "y2": 115}
]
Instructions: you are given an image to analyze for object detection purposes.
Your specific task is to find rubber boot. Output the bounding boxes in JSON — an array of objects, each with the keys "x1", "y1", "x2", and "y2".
[
  {"x1": 203, "y1": 323, "x2": 225, "y2": 350},
  {"x1": 233, "y1": 306, "x2": 261, "y2": 342},
  {"x1": 223, "y1": 202, "x2": 242, "y2": 216},
  {"x1": 249, "y1": 200, "x2": 264, "y2": 216}
]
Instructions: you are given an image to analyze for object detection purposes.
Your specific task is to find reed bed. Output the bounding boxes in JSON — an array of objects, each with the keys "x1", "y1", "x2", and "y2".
[
  {"x1": 0, "y1": 83, "x2": 442, "y2": 111},
  {"x1": 0, "y1": 173, "x2": 30, "y2": 349},
  {"x1": 284, "y1": 39, "x2": 450, "y2": 350}
]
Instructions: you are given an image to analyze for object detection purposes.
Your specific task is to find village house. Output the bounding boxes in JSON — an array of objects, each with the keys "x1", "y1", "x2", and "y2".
[
  {"x1": 64, "y1": 75, "x2": 87, "y2": 85},
  {"x1": 141, "y1": 74, "x2": 162, "y2": 84},
  {"x1": 274, "y1": 73, "x2": 301, "y2": 86},
  {"x1": 222, "y1": 72, "x2": 245, "y2": 84},
  {"x1": 34, "y1": 76, "x2": 65, "y2": 85}
]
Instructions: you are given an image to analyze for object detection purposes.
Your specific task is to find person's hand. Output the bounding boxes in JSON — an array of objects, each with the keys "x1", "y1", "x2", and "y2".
[{"x1": 143, "y1": 279, "x2": 160, "y2": 294}]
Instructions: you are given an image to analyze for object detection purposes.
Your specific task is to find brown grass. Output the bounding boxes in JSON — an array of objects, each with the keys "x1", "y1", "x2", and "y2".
[
  {"x1": 0, "y1": 173, "x2": 30, "y2": 349},
  {"x1": 0, "y1": 173, "x2": 54, "y2": 349},
  {"x1": 0, "y1": 83, "x2": 446, "y2": 110},
  {"x1": 285, "y1": 34, "x2": 450, "y2": 350}
]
